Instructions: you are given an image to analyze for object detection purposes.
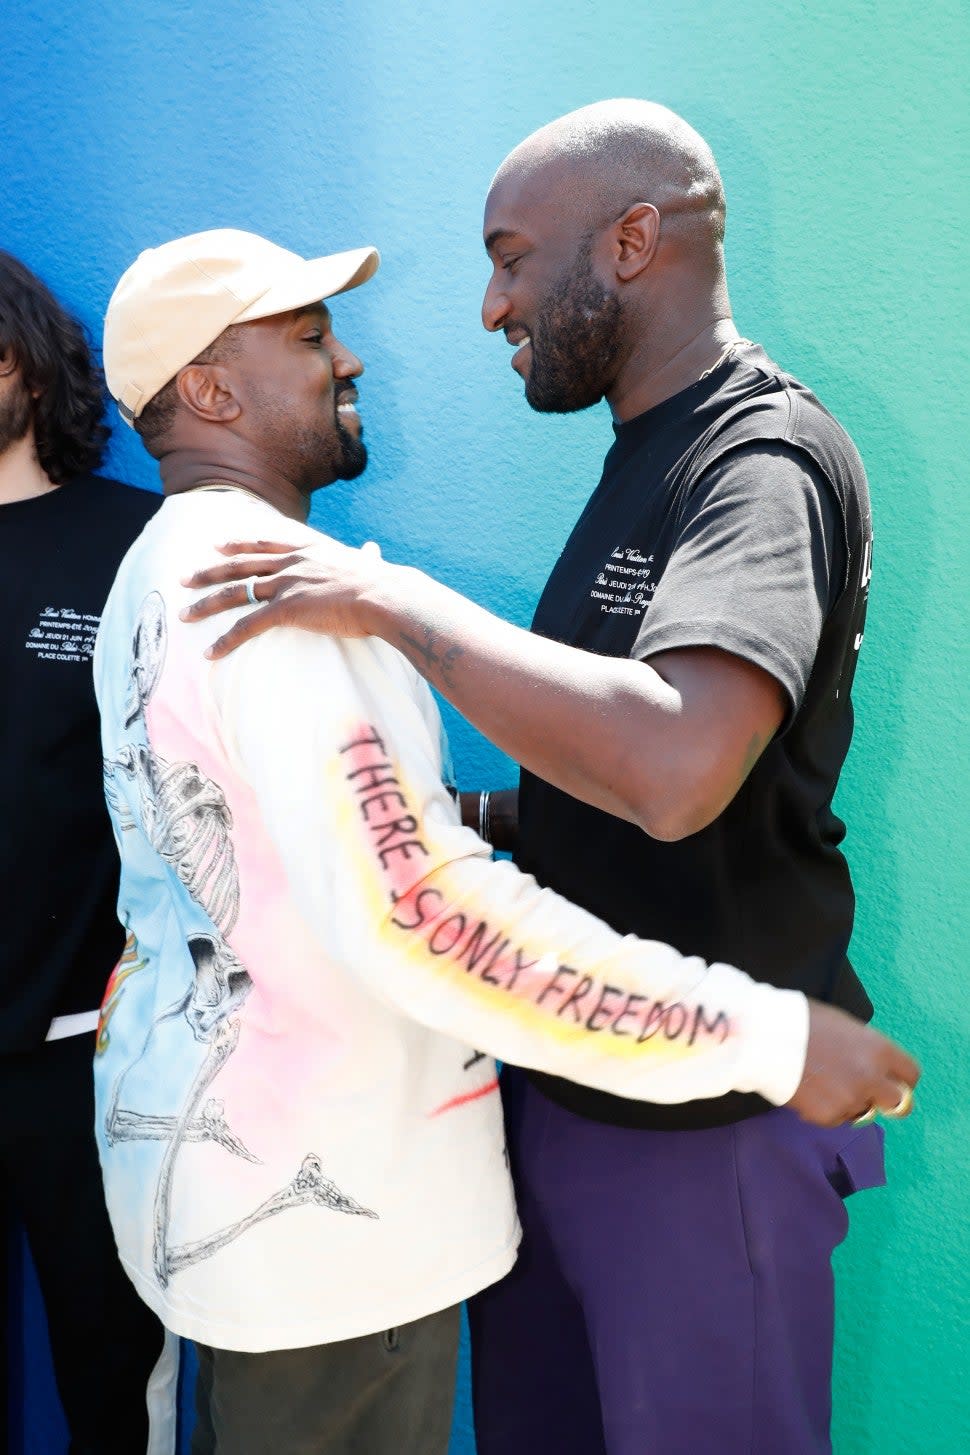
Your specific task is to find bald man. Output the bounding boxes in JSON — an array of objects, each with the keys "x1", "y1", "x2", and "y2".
[{"x1": 185, "y1": 103, "x2": 915, "y2": 1454}]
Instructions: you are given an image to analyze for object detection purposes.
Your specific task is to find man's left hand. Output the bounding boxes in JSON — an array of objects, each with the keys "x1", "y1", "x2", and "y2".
[{"x1": 181, "y1": 538, "x2": 387, "y2": 656}]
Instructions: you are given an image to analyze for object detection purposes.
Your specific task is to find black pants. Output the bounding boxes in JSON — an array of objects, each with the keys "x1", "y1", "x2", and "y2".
[
  {"x1": 0, "y1": 1033, "x2": 167, "y2": 1454},
  {"x1": 192, "y1": 1303, "x2": 460, "y2": 1455}
]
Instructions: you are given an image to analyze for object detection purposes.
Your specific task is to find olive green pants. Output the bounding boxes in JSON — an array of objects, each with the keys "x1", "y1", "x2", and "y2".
[{"x1": 191, "y1": 1302, "x2": 460, "y2": 1455}]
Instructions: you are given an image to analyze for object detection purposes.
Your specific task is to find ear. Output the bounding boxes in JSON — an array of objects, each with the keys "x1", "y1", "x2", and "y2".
[
  {"x1": 612, "y1": 203, "x2": 660, "y2": 281},
  {"x1": 176, "y1": 363, "x2": 241, "y2": 424}
]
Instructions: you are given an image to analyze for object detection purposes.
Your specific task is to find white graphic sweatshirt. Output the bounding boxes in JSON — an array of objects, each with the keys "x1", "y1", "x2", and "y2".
[{"x1": 93, "y1": 488, "x2": 808, "y2": 1351}]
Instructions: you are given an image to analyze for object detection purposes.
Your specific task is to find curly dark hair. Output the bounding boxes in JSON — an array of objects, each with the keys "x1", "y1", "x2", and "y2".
[{"x1": 0, "y1": 250, "x2": 110, "y2": 483}]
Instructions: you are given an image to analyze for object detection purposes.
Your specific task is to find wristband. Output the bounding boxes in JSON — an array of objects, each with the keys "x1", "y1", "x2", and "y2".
[{"x1": 478, "y1": 790, "x2": 492, "y2": 846}]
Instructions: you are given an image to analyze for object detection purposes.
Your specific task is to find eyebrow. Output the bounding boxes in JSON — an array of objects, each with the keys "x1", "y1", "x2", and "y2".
[
  {"x1": 484, "y1": 228, "x2": 522, "y2": 255},
  {"x1": 294, "y1": 303, "x2": 331, "y2": 327}
]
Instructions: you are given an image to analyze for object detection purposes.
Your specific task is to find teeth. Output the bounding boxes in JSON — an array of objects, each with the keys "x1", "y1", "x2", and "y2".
[{"x1": 337, "y1": 403, "x2": 357, "y2": 412}]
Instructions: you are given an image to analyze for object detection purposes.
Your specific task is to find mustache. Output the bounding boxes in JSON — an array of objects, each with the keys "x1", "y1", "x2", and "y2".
[{"x1": 334, "y1": 381, "x2": 358, "y2": 406}]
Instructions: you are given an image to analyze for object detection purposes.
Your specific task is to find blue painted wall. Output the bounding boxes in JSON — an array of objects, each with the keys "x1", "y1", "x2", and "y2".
[{"x1": 2, "y1": 1, "x2": 967, "y2": 1450}]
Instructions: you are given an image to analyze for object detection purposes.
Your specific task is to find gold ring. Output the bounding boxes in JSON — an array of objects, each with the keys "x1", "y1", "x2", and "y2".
[
  {"x1": 883, "y1": 1083, "x2": 914, "y2": 1119},
  {"x1": 853, "y1": 1104, "x2": 878, "y2": 1126}
]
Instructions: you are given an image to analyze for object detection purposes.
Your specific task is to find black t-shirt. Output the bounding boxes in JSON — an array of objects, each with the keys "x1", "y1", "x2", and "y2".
[
  {"x1": 0, "y1": 475, "x2": 159, "y2": 1052},
  {"x1": 517, "y1": 344, "x2": 874, "y2": 1130}
]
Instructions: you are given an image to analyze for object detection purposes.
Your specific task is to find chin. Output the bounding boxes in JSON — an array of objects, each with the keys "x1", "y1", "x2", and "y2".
[
  {"x1": 526, "y1": 383, "x2": 601, "y2": 415},
  {"x1": 307, "y1": 443, "x2": 368, "y2": 492},
  {"x1": 337, "y1": 443, "x2": 368, "y2": 481}
]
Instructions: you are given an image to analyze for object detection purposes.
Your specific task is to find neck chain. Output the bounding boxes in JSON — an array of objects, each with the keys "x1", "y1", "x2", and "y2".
[
  {"x1": 187, "y1": 478, "x2": 268, "y2": 505},
  {"x1": 697, "y1": 337, "x2": 753, "y2": 383}
]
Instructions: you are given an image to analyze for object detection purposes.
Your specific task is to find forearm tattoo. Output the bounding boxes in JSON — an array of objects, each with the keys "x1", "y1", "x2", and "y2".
[{"x1": 397, "y1": 626, "x2": 465, "y2": 690}]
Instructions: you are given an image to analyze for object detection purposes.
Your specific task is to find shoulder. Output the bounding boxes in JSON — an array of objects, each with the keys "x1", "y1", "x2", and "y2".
[
  {"x1": 60, "y1": 477, "x2": 162, "y2": 584},
  {"x1": 703, "y1": 435, "x2": 828, "y2": 485},
  {"x1": 733, "y1": 355, "x2": 865, "y2": 470},
  {"x1": 691, "y1": 442, "x2": 844, "y2": 563},
  {"x1": 696, "y1": 357, "x2": 867, "y2": 513},
  {"x1": 77, "y1": 474, "x2": 162, "y2": 524}
]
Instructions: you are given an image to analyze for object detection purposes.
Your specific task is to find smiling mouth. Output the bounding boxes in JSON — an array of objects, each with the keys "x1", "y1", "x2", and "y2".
[
  {"x1": 505, "y1": 330, "x2": 532, "y2": 371},
  {"x1": 511, "y1": 337, "x2": 532, "y2": 371},
  {"x1": 335, "y1": 392, "x2": 362, "y2": 433}
]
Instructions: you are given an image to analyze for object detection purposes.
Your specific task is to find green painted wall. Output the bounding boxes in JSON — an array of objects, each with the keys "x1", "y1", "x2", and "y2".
[{"x1": 2, "y1": 0, "x2": 966, "y2": 1449}]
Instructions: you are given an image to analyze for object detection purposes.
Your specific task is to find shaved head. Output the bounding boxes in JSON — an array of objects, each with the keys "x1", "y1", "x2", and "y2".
[
  {"x1": 482, "y1": 101, "x2": 737, "y2": 420},
  {"x1": 493, "y1": 99, "x2": 726, "y2": 249}
]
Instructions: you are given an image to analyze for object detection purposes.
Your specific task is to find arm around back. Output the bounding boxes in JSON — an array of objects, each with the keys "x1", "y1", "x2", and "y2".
[
  {"x1": 186, "y1": 441, "x2": 836, "y2": 841},
  {"x1": 211, "y1": 623, "x2": 810, "y2": 1109}
]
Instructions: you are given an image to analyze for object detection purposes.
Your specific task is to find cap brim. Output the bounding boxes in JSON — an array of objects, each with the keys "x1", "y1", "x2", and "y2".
[{"x1": 235, "y1": 246, "x2": 379, "y2": 323}]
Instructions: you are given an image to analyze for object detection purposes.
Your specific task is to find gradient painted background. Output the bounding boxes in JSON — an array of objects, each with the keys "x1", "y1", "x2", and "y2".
[{"x1": 2, "y1": 1, "x2": 967, "y2": 1450}]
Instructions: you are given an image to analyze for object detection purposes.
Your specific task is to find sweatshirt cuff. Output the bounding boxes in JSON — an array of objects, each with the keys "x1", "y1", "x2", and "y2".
[{"x1": 738, "y1": 982, "x2": 810, "y2": 1105}]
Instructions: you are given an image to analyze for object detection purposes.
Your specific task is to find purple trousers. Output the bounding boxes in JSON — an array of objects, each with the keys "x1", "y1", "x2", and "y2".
[{"x1": 469, "y1": 1067, "x2": 885, "y2": 1455}]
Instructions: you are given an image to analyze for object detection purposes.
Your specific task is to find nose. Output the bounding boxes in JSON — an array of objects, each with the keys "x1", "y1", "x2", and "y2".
[
  {"x1": 329, "y1": 335, "x2": 364, "y2": 378},
  {"x1": 481, "y1": 273, "x2": 511, "y2": 333}
]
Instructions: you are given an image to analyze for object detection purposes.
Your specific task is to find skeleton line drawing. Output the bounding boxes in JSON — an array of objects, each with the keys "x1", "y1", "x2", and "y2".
[
  {"x1": 152, "y1": 1016, "x2": 241, "y2": 1285},
  {"x1": 105, "y1": 933, "x2": 252, "y2": 1141},
  {"x1": 101, "y1": 933, "x2": 257, "y2": 1285},
  {"x1": 124, "y1": 591, "x2": 166, "y2": 727},
  {"x1": 104, "y1": 592, "x2": 380, "y2": 1288},
  {"x1": 165, "y1": 1154, "x2": 378, "y2": 1279},
  {"x1": 110, "y1": 1099, "x2": 260, "y2": 1161},
  {"x1": 162, "y1": 932, "x2": 252, "y2": 1039},
  {"x1": 110, "y1": 746, "x2": 240, "y2": 936}
]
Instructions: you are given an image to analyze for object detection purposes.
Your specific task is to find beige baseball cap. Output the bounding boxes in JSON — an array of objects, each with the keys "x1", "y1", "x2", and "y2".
[{"x1": 103, "y1": 228, "x2": 379, "y2": 426}]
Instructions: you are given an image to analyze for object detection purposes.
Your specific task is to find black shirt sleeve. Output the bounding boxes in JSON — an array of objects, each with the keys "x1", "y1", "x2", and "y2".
[{"x1": 632, "y1": 443, "x2": 845, "y2": 718}]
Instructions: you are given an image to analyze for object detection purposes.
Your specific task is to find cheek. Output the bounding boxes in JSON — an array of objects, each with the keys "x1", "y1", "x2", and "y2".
[
  {"x1": 283, "y1": 362, "x2": 332, "y2": 410},
  {"x1": 314, "y1": 358, "x2": 336, "y2": 397}
]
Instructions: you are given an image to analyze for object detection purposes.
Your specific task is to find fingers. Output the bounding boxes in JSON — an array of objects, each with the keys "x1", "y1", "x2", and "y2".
[
  {"x1": 800, "y1": 1085, "x2": 867, "y2": 1129},
  {"x1": 870, "y1": 1075, "x2": 915, "y2": 1117},
  {"x1": 180, "y1": 581, "x2": 272, "y2": 623},
  {"x1": 885, "y1": 1041, "x2": 921, "y2": 1090},
  {"x1": 881, "y1": 1080, "x2": 916, "y2": 1118},
  {"x1": 217, "y1": 539, "x2": 300, "y2": 556},
  {"x1": 203, "y1": 604, "x2": 282, "y2": 659},
  {"x1": 797, "y1": 1066, "x2": 918, "y2": 1129},
  {"x1": 853, "y1": 1076, "x2": 916, "y2": 1125},
  {"x1": 790, "y1": 1005, "x2": 922, "y2": 1128},
  {"x1": 856, "y1": 1036, "x2": 920, "y2": 1121},
  {"x1": 182, "y1": 553, "x2": 300, "y2": 590}
]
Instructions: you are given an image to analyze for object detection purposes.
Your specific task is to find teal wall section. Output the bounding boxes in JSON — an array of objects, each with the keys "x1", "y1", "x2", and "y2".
[{"x1": 2, "y1": 1, "x2": 966, "y2": 1450}]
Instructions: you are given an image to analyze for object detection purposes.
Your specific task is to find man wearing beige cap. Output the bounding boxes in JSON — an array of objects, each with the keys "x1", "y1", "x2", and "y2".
[{"x1": 94, "y1": 228, "x2": 917, "y2": 1453}]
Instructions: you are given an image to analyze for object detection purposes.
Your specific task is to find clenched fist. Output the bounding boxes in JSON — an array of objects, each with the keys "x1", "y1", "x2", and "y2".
[{"x1": 788, "y1": 1001, "x2": 919, "y2": 1127}]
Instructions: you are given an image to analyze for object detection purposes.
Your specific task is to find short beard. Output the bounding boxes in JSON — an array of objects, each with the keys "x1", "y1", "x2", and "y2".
[
  {"x1": 291, "y1": 418, "x2": 368, "y2": 493},
  {"x1": 525, "y1": 238, "x2": 623, "y2": 414},
  {"x1": 250, "y1": 381, "x2": 368, "y2": 493},
  {"x1": 0, "y1": 376, "x2": 32, "y2": 455},
  {"x1": 333, "y1": 417, "x2": 367, "y2": 481}
]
